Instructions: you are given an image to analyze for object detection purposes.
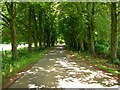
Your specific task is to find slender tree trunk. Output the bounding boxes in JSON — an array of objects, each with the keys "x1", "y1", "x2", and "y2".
[
  {"x1": 76, "y1": 3, "x2": 84, "y2": 51},
  {"x1": 90, "y1": 3, "x2": 95, "y2": 55},
  {"x1": 28, "y1": 6, "x2": 32, "y2": 52},
  {"x1": 87, "y1": 3, "x2": 95, "y2": 55},
  {"x1": 43, "y1": 30, "x2": 46, "y2": 48},
  {"x1": 6, "y1": 2, "x2": 17, "y2": 58},
  {"x1": 38, "y1": 10, "x2": 42, "y2": 48},
  {"x1": 111, "y1": 2, "x2": 117, "y2": 59},
  {"x1": 32, "y1": 8, "x2": 38, "y2": 48},
  {"x1": 47, "y1": 35, "x2": 50, "y2": 47},
  {"x1": 51, "y1": 40, "x2": 55, "y2": 46},
  {"x1": 80, "y1": 38, "x2": 84, "y2": 51},
  {"x1": 33, "y1": 32, "x2": 38, "y2": 48},
  {"x1": 39, "y1": 40, "x2": 42, "y2": 47},
  {"x1": 11, "y1": 17, "x2": 17, "y2": 58},
  {"x1": 51, "y1": 32, "x2": 55, "y2": 47}
]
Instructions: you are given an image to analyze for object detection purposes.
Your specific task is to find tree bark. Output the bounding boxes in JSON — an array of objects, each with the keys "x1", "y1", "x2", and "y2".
[
  {"x1": 11, "y1": 16, "x2": 17, "y2": 58},
  {"x1": 87, "y1": 3, "x2": 95, "y2": 55},
  {"x1": 38, "y1": 10, "x2": 42, "y2": 48},
  {"x1": 111, "y1": 2, "x2": 117, "y2": 59},
  {"x1": 28, "y1": 6, "x2": 32, "y2": 52},
  {"x1": 46, "y1": 34, "x2": 50, "y2": 47},
  {"x1": 80, "y1": 38, "x2": 84, "y2": 51},
  {"x1": 6, "y1": 2, "x2": 17, "y2": 58},
  {"x1": 32, "y1": 8, "x2": 38, "y2": 48},
  {"x1": 90, "y1": 3, "x2": 95, "y2": 55}
]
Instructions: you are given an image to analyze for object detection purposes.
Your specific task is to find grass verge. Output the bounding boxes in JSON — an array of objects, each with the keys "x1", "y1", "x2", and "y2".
[
  {"x1": 2, "y1": 47, "x2": 53, "y2": 87},
  {"x1": 66, "y1": 48, "x2": 120, "y2": 76}
]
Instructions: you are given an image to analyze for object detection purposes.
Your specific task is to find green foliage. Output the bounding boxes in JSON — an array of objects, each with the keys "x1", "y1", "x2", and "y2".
[
  {"x1": 98, "y1": 65, "x2": 120, "y2": 75},
  {"x1": 95, "y1": 41, "x2": 109, "y2": 54},
  {"x1": 58, "y1": 2, "x2": 119, "y2": 60},
  {"x1": 112, "y1": 58, "x2": 120, "y2": 65}
]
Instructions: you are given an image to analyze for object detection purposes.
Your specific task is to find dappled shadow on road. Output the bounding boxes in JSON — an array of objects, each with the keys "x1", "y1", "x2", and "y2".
[
  {"x1": 9, "y1": 46, "x2": 118, "y2": 88},
  {"x1": 55, "y1": 57, "x2": 118, "y2": 88}
]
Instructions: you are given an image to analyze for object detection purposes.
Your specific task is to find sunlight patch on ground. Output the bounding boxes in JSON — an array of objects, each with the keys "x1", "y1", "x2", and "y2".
[
  {"x1": 55, "y1": 56, "x2": 118, "y2": 88},
  {"x1": 26, "y1": 70, "x2": 38, "y2": 74},
  {"x1": 57, "y1": 77, "x2": 118, "y2": 88},
  {"x1": 45, "y1": 54, "x2": 48, "y2": 55},
  {"x1": 49, "y1": 52, "x2": 56, "y2": 55},
  {"x1": 57, "y1": 78, "x2": 104, "y2": 88},
  {"x1": 56, "y1": 46, "x2": 63, "y2": 49},
  {"x1": 49, "y1": 58, "x2": 55, "y2": 61},
  {"x1": 60, "y1": 51, "x2": 64, "y2": 53},
  {"x1": 55, "y1": 75, "x2": 63, "y2": 79},
  {"x1": 37, "y1": 67, "x2": 44, "y2": 71},
  {"x1": 17, "y1": 72, "x2": 25, "y2": 75},
  {"x1": 28, "y1": 84, "x2": 39, "y2": 89}
]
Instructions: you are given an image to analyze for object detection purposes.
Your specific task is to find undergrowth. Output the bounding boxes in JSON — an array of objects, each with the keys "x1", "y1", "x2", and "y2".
[{"x1": 66, "y1": 47, "x2": 120, "y2": 76}]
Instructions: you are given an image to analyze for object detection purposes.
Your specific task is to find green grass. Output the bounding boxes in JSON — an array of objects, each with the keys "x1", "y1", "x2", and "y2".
[
  {"x1": 98, "y1": 65, "x2": 119, "y2": 74},
  {"x1": 2, "y1": 47, "x2": 52, "y2": 84}
]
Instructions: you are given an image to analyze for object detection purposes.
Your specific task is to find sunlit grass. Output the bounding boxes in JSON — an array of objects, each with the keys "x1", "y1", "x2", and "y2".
[{"x1": 98, "y1": 65, "x2": 119, "y2": 74}]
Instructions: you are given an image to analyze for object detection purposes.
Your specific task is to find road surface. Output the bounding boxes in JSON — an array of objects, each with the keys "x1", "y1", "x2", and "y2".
[{"x1": 9, "y1": 46, "x2": 118, "y2": 89}]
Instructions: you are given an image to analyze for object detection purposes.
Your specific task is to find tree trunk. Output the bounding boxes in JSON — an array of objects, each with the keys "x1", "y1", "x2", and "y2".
[
  {"x1": 47, "y1": 36, "x2": 50, "y2": 47},
  {"x1": 39, "y1": 40, "x2": 42, "y2": 48},
  {"x1": 111, "y1": 2, "x2": 117, "y2": 59},
  {"x1": 51, "y1": 33, "x2": 55, "y2": 47},
  {"x1": 38, "y1": 10, "x2": 42, "y2": 48},
  {"x1": 7, "y1": 2, "x2": 17, "y2": 58},
  {"x1": 11, "y1": 17, "x2": 17, "y2": 58},
  {"x1": 32, "y1": 8, "x2": 38, "y2": 48},
  {"x1": 90, "y1": 3, "x2": 95, "y2": 55},
  {"x1": 80, "y1": 38, "x2": 84, "y2": 51},
  {"x1": 87, "y1": 3, "x2": 95, "y2": 55},
  {"x1": 28, "y1": 6, "x2": 32, "y2": 52}
]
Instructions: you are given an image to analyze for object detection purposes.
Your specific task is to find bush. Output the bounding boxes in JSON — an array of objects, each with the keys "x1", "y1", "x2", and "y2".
[
  {"x1": 112, "y1": 58, "x2": 120, "y2": 65},
  {"x1": 95, "y1": 43, "x2": 108, "y2": 54}
]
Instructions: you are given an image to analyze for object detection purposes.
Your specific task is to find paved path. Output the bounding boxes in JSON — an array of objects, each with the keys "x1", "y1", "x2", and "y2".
[{"x1": 9, "y1": 46, "x2": 118, "y2": 89}]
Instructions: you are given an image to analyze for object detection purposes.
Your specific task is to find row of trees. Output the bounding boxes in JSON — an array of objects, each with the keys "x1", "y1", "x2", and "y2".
[
  {"x1": 1, "y1": 2, "x2": 57, "y2": 58},
  {"x1": 57, "y1": 2, "x2": 120, "y2": 60},
  {"x1": 1, "y1": 2, "x2": 120, "y2": 61}
]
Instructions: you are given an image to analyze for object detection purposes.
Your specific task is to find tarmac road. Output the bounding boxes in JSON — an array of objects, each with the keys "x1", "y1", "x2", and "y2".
[{"x1": 9, "y1": 45, "x2": 119, "y2": 89}]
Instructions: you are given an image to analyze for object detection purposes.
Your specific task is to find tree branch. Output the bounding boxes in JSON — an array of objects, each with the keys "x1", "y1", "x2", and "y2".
[
  {"x1": 0, "y1": 12, "x2": 10, "y2": 25},
  {"x1": 16, "y1": 20, "x2": 29, "y2": 29},
  {"x1": 5, "y1": 2, "x2": 11, "y2": 15},
  {"x1": 1, "y1": 23, "x2": 8, "y2": 28},
  {"x1": 1, "y1": 18, "x2": 9, "y2": 26}
]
